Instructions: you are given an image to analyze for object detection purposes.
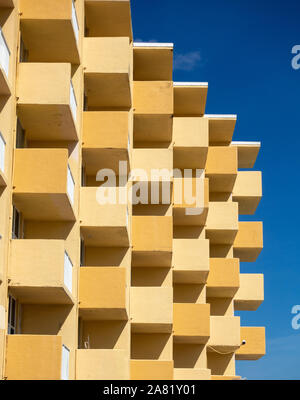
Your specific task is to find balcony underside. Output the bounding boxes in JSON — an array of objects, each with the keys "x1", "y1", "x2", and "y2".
[
  {"x1": 17, "y1": 104, "x2": 77, "y2": 141},
  {"x1": 174, "y1": 86, "x2": 207, "y2": 116},
  {"x1": 173, "y1": 270, "x2": 209, "y2": 284},
  {"x1": 134, "y1": 114, "x2": 173, "y2": 143},
  {"x1": 173, "y1": 207, "x2": 208, "y2": 226},
  {"x1": 80, "y1": 226, "x2": 129, "y2": 247},
  {"x1": 9, "y1": 286, "x2": 73, "y2": 305},
  {"x1": 173, "y1": 147, "x2": 208, "y2": 169},
  {"x1": 206, "y1": 174, "x2": 236, "y2": 193},
  {"x1": 82, "y1": 148, "x2": 129, "y2": 176},
  {"x1": 21, "y1": 20, "x2": 80, "y2": 63},
  {"x1": 206, "y1": 229, "x2": 238, "y2": 245},
  {"x1": 13, "y1": 193, "x2": 75, "y2": 221},
  {"x1": 85, "y1": 73, "x2": 131, "y2": 110},
  {"x1": 132, "y1": 251, "x2": 172, "y2": 268}
]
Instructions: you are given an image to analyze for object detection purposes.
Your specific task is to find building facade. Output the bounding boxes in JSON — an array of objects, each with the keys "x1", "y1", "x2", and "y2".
[{"x1": 0, "y1": 0, "x2": 265, "y2": 380}]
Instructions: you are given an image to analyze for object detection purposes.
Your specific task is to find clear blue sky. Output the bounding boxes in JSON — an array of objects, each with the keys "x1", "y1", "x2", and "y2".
[{"x1": 131, "y1": 0, "x2": 300, "y2": 380}]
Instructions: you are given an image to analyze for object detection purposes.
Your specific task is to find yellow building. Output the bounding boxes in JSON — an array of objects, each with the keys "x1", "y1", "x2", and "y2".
[{"x1": 0, "y1": 0, "x2": 265, "y2": 380}]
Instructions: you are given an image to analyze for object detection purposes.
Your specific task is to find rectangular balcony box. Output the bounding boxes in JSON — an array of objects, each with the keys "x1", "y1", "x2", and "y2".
[
  {"x1": 9, "y1": 240, "x2": 74, "y2": 304},
  {"x1": 231, "y1": 141, "x2": 260, "y2": 169},
  {"x1": 83, "y1": 37, "x2": 131, "y2": 110},
  {"x1": 17, "y1": 63, "x2": 78, "y2": 141},
  {"x1": 80, "y1": 187, "x2": 130, "y2": 247},
  {"x1": 76, "y1": 349, "x2": 129, "y2": 380},
  {"x1": 173, "y1": 176, "x2": 209, "y2": 226},
  {"x1": 205, "y1": 115, "x2": 237, "y2": 145},
  {"x1": 173, "y1": 303, "x2": 210, "y2": 344},
  {"x1": 208, "y1": 316, "x2": 241, "y2": 352},
  {"x1": 133, "y1": 43, "x2": 173, "y2": 81},
  {"x1": 206, "y1": 258, "x2": 240, "y2": 298},
  {"x1": 234, "y1": 274, "x2": 264, "y2": 311},
  {"x1": 132, "y1": 216, "x2": 173, "y2": 267},
  {"x1": 205, "y1": 146, "x2": 237, "y2": 193},
  {"x1": 206, "y1": 202, "x2": 238, "y2": 244},
  {"x1": 13, "y1": 149, "x2": 75, "y2": 221},
  {"x1": 233, "y1": 221, "x2": 263, "y2": 262},
  {"x1": 85, "y1": 0, "x2": 133, "y2": 40},
  {"x1": 173, "y1": 117, "x2": 208, "y2": 169},
  {"x1": 174, "y1": 83, "x2": 208, "y2": 116},
  {"x1": 19, "y1": 0, "x2": 80, "y2": 63},
  {"x1": 82, "y1": 111, "x2": 130, "y2": 177},
  {"x1": 235, "y1": 327, "x2": 266, "y2": 360},
  {"x1": 232, "y1": 171, "x2": 262, "y2": 214},
  {"x1": 130, "y1": 360, "x2": 173, "y2": 380},
  {"x1": 133, "y1": 81, "x2": 173, "y2": 115},
  {"x1": 130, "y1": 287, "x2": 173, "y2": 333},
  {"x1": 174, "y1": 368, "x2": 211, "y2": 380},
  {"x1": 173, "y1": 239, "x2": 209, "y2": 284},
  {"x1": 79, "y1": 267, "x2": 128, "y2": 320},
  {"x1": 5, "y1": 335, "x2": 67, "y2": 380}
]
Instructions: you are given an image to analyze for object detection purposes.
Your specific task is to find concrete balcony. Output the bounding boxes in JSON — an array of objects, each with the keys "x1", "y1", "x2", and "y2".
[
  {"x1": 174, "y1": 82, "x2": 208, "y2": 116},
  {"x1": 0, "y1": 28, "x2": 10, "y2": 95},
  {"x1": 205, "y1": 146, "x2": 238, "y2": 193},
  {"x1": 130, "y1": 360, "x2": 173, "y2": 380},
  {"x1": 80, "y1": 187, "x2": 129, "y2": 247},
  {"x1": 5, "y1": 335, "x2": 65, "y2": 380},
  {"x1": 13, "y1": 149, "x2": 75, "y2": 221},
  {"x1": 205, "y1": 115, "x2": 237, "y2": 145},
  {"x1": 173, "y1": 117, "x2": 208, "y2": 169},
  {"x1": 85, "y1": 0, "x2": 133, "y2": 40},
  {"x1": 19, "y1": 0, "x2": 80, "y2": 63},
  {"x1": 173, "y1": 239, "x2": 209, "y2": 284},
  {"x1": 211, "y1": 375, "x2": 241, "y2": 380},
  {"x1": 9, "y1": 240, "x2": 74, "y2": 304},
  {"x1": 76, "y1": 349, "x2": 129, "y2": 380},
  {"x1": 206, "y1": 202, "x2": 239, "y2": 244},
  {"x1": 82, "y1": 111, "x2": 130, "y2": 177},
  {"x1": 174, "y1": 368, "x2": 211, "y2": 380},
  {"x1": 79, "y1": 267, "x2": 128, "y2": 320},
  {"x1": 232, "y1": 171, "x2": 262, "y2": 214},
  {"x1": 206, "y1": 258, "x2": 240, "y2": 298},
  {"x1": 132, "y1": 148, "x2": 173, "y2": 182},
  {"x1": 17, "y1": 63, "x2": 78, "y2": 141},
  {"x1": 233, "y1": 221, "x2": 263, "y2": 262},
  {"x1": 173, "y1": 303, "x2": 210, "y2": 344},
  {"x1": 130, "y1": 287, "x2": 173, "y2": 333},
  {"x1": 132, "y1": 216, "x2": 173, "y2": 267},
  {"x1": 236, "y1": 327, "x2": 266, "y2": 360},
  {"x1": 231, "y1": 141, "x2": 261, "y2": 169},
  {"x1": 133, "y1": 81, "x2": 173, "y2": 115},
  {"x1": 133, "y1": 42, "x2": 173, "y2": 81},
  {"x1": 234, "y1": 274, "x2": 264, "y2": 311},
  {"x1": 173, "y1": 176, "x2": 209, "y2": 226},
  {"x1": 83, "y1": 37, "x2": 131, "y2": 110},
  {"x1": 208, "y1": 316, "x2": 241, "y2": 352}
]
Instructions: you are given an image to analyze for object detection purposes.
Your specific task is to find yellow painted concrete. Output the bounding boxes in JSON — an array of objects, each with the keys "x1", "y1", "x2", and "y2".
[
  {"x1": 206, "y1": 146, "x2": 237, "y2": 192},
  {"x1": 232, "y1": 171, "x2": 262, "y2": 214},
  {"x1": 5, "y1": 335, "x2": 62, "y2": 380},
  {"x1": 174, "y1": 85, "x2": 207, "y2": 116},
  {"x1": 208, "y1": 316, "x2": 241, "y2": 352},
  {"x1": 173, "y1": 303, "x2": 210, "y2": 344},
  {"x1": 130, "y1": 287, "x2": 173, "y2": 333},
  {"x1": 79, "y1": 267, "x2": 128, "y2": 320},
  {"x1": 206, "y1": 258, "x2": 240, "y2": 298},
  {"x1": 134, "y1": 46, "x2": 173, "y2": 81},
  {"x1": 231, "y1": 142, "x2": 260, "y2": 168},
  {"x1": 76, "y1": 349, "x2": 130, "y2": 380},
  {"x1": 130, "y1": 360, "x2": 174, "y2": 380},
  {"x1": 233, "y1": 221, "x2": 263, "y2": 262},
  {"x1": 133, "y1": 81, "x2": 173, "y2": 115},
  {"x1": 206, "y1": 202, "x2": 239, "y2": 244},
  {"x1": 234, "y1": 274, "x2": 264, "y2": 311},
  {"x1": 236, "y1": 327, "x2": 266, "y2": 360},
  {"x1": 174, "y1": 368, "x2": 211, "y2": 380},
  {"x1": 206, "y1": 116, "x2": 236, "y2": 145}
]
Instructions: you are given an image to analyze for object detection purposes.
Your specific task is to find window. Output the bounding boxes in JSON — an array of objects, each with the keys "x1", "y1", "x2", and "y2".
[
  {"x1": 67, "y1": 166, "x2": 75, "y2": 205},
  {"x1": 64, "y1": 251, "x2": 73, "y2": 294},
  {"x1": 16, "y1": 119, "x2": 25, "y2": 149},
  {"x1": 12, "y1": 206, "x2": 23, "y2": 239},
  {"x1": 0, "y1": 131, "x2": 5, "y2": 173},
  {"x1": 8, "y1": 295, "x2": 17, "y2": 334},
  {"x1": 19, "y1": 35, "x2": 28, "y2": 63},
  {"x1": 80, "y1": 238, "x2": 85, "y2": 266},
  {"x1": 71, "y1": 0, "x2": 79, "y2": 42},
  {"x1": 0, "y1": 27, "x2": 10, "y2": 77},
  {"x1": 61, "y1": 345, "x2": 70, "y2": 380},
  {"x1": 70, "y1": 81, "x2": 77, "y2": 123}
]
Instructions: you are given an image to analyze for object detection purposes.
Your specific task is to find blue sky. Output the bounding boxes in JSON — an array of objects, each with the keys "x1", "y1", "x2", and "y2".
[{"x1": 132, "y1": 0, "x2": 300, "y2": 380}]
